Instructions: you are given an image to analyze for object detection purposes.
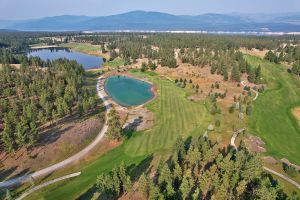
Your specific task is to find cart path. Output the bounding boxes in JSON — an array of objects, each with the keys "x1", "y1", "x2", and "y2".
[
  {"x1": 230, "y1": 129, "x2": 300, "y2": 191},
  {"x1": 16, "y1": 172, "x2": 81, "y2": 200},
  {"x1": 0, "y1": 76, "x2": 110, "y2": 188}
]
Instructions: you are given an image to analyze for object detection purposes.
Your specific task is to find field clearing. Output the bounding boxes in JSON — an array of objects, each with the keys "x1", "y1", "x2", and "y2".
[
  {"x1": 61, "y1": 43, "x2": 110, "y2": 59},
  {"x1": 103, "y1": 57, "x2": 125, "y2": 67},
  {"x1": 245, "y1": 55, "x2": 300, "y2": 165},
  {"x1": 23, "y1": 70, "x2": 211, "y2": 199}
]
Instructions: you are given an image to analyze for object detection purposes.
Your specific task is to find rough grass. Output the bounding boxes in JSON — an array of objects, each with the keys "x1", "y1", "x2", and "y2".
[
  {"x1": 103, "y1": 57, "x2": 125, "y2": 68},
  {"x1": 61, "y1": 43, "x2": 109, "y2": 59},
  {"x1": 245, "y1": 55, "x2": 300, "y2": 165},
  {"x1": 23, "y1": 70, "x2": 211, "y2": 200},
  {"x1": 63, "y1": 43, "x2": 100, "y2": 52}
]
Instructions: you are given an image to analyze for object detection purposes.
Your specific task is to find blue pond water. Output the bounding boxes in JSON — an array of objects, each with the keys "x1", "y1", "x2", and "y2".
[
  {"x1": 104, "y1": 75, "x2": 154, "y2": 107},
  {"x1": 27, "y1": 48, "x2": 104, "y2": 69}
]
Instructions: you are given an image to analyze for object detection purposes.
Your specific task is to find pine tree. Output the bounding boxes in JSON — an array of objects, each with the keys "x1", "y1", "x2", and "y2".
[
  {"x1": 139, "y1": 173, "x2": 150, "y2": 198},
  {"x1": 106, "y1": 107, "x2": 122, "y2": 140},
  {"x1": 231, "y1": 65, "x2": 240, "y2": 82},
  {"x1": 255, "y1": 65, "x2": 262, "y2": 84},
  {"x1": 247, "y1": 68, "x2": 256, "y2": 83}
]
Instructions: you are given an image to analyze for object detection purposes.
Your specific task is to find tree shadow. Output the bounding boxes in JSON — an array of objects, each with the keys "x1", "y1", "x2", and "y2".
[
  {"x1": 0, "y1": 166, "x2": 17, "y2": 182},
  {"x1": 9, "y1": 168, "x2": 31, "y2": 180},
  {"x1": 76, "y1": 155, "x2": 154, "y2": 200},
  {"x1": 38, "y1": 171, "x2": 54, "y2": 184},
  {"x1": 76, "y1": 185, "x2": 98, "y2": 200},
  {"x1": 123, "y1": 117, "x2": 143, "y2": 132},
  {"x1": 128, "y1": 154, "x2": 154, "y2": 182},
  {"x1": 36, "y1": 125, "x2": 74, "y2": 148}
]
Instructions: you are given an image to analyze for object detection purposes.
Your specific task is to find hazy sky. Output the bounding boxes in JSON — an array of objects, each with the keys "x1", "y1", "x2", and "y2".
[{"x1": 1, "y1": 0, "x2": 300, "y2": 20}]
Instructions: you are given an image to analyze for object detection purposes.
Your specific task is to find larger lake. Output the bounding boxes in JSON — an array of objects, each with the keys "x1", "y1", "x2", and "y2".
[
  {"x1": 27, "y1": 48, "x2": 104, "y2": 69},
  {"x1": 105, "y1": 75, "x2": 154, "y2": 107}
]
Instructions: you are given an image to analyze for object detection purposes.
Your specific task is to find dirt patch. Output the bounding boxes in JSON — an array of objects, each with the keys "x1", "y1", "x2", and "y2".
[
  {"x1": 0, "y1": 64, "x2": 21, "y2": 69},
  {"x1": 30, "y1": 45, "x2": 58, "y2": 49},
  {"x1": 292, "y1": 107, "x2": 300, "y2": 122},
  {"x1": 263, "y1": 156, "x2": 278, "y2": 165},
  {"x1": 0, "y1": 116, "x2": 104, "y2": 181},
  {"x1": 123, "y1": 106, "x2": 155, "y2": 131},
  {"x1": 156, "y1": 63, "x2": 245, "y2": 107},
  {"x1": 245, "y1": 135, "x2": 266, "y2": 153},
  {"x1": 240, "y1": 47, "x2": 268, "y2": 58}
]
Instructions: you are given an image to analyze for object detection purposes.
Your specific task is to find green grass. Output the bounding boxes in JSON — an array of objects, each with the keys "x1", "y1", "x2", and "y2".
[
  {"x1": 60, "y1": 43, "x2": 109, "y2": 59},
  {"x1": 23, "y1": 70, "x2": 211, "y2": 200},
  {"x1": 62, "y1": 43, "x2": 100, "y2": 52},
  {"x1": 245, "y1": 55, "x2": 300, "y2": 165},
  {"x1": 103, "y1": 57, "x2": 125, "y2": 68},
  {"x1": 125, "y1": 70, "x2": 211, "y2": 155}
]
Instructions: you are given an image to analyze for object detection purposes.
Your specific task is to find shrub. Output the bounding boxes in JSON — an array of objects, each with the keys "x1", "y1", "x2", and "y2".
[
  {"x1": 283, "y1": 164, "x2": 298, "y2": 177},
  {"x1": 215, "y1": 119, "x2": 221, "y2": 127},
  {"x1": 229, "y1": 106, "x2": 235, "y2": 114}
]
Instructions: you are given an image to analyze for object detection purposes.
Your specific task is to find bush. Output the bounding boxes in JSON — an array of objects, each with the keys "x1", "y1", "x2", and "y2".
[
  {"x1": 229, "y1": 106, "x2": 235, "y2": 114},
  {"x1": 215, "y1": 119, "x2": 221, "y2": 127},
  {"x1": 283, "y1": 164, "x2": 298, "y2": 177},
  {"x1": 246, "y1": 105, "x2": 253, "y2": 115}
]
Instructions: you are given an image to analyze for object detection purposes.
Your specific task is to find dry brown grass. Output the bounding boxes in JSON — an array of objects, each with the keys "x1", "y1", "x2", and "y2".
[
  {"x1": 240, "y1": 47, "x2": 268, "y2": 58},
  {"x1": 292, "y1": 107, "x2": 300, "y2": 122},
  {"x1": 0, "y1": 116, "x2": 104, "y2": 180},
  {"x1": 156, "y1": 63, "x2": 244, "y2": 107}
]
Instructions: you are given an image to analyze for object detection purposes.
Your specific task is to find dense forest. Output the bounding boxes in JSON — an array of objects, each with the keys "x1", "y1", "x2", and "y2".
[
  {"x1": 72, "y1": 33, "x2": 297, "y2": 82},
  {"x1": 0, "y1": 36, "x2": 97, "y2": 152},
  {"x1": 71, "y1": 33, "x2": 300, "y2": 79},
  {"x1": 96, "y1": 136, "x2": 294, "y2": 200}
]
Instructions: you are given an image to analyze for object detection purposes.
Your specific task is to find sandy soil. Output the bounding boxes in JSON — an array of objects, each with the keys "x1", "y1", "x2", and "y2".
[
  {"x1": 0, "y1": 116, "x2": 104, "y2": 181},
  {"x1": 30, "y1": 45, "x2": 58, "y2": 49},
  {"x1": 240, "y1": 47, "x2": 268, "y2": 58},
  {"x1": 263, "y1": 156, "x2": 278, "y2": 165},
  {"x1": 156, "y1": 63, "x2": 245, "y2": 107},
  {"x1": 245, "y1": 135, "x2": 266, "y2": 153},
  {"x1": 0, "y1": 64, "x2": 21, "y2": 69},
  {"x1": 292, "y1": 107, "x2": 300, "y2": 122}
]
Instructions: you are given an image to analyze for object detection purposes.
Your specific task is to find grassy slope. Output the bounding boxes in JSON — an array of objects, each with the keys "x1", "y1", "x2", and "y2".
[
  {"x1": 61, "y1": 43, "x2": 109, "y2": 60},
  {"x1": 62, "y1": 43, "x2": 100, "y2": 52},
  {"x1": 103, "y1": 57, "x2": 125, "y2": 68},
  {"x1": 25, "y1": 70, "x2": 210, "y2": 200},
  {"x1": 245, "y1": 55, "x2": 300, "y2": 165}
]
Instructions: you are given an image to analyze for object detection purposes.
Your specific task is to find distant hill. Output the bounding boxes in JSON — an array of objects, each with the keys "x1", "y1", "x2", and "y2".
[{"x1": 1, "y1": 11, "x2": 300, "y2": 32}]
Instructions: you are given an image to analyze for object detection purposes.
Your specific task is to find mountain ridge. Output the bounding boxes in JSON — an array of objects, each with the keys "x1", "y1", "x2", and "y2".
[{"x1": 1, "y1": 11, "x2": 300, "y2": 32}]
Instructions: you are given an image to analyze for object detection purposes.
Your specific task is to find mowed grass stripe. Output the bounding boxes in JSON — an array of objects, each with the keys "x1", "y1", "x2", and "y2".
[
  {"x1": 245, "y1": 55, "x2": 300, "y2": 165},
  {"x1": 26, "y1": 71, "x2": 210, "y2": 200},
  {"x1": 124, "y1": 73, "x2": 209, "y2": 156}
]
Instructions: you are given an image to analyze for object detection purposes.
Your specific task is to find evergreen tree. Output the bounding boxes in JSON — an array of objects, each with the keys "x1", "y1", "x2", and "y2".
[{"x1": 231, "y1": 65, "x2": 240, "y2": 82}]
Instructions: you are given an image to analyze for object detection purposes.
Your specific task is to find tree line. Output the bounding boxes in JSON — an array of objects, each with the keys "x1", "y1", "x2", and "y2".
[{"x1": 96, "y1": 136, "x2": 297, "y2": 200}]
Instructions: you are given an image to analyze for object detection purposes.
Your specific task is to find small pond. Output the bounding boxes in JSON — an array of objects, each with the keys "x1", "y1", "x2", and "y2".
[
  {"x1": 27, "y1": 48, "x2": 104, "y2": 69},
  {"x1": 104, "y1": 75, "x2": 154, "y2": 107}
]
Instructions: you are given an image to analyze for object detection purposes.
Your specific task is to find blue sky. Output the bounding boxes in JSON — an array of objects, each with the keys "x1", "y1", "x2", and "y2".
[{"x1": 1, "y1": 0, "x2": 300, "y2": 20}]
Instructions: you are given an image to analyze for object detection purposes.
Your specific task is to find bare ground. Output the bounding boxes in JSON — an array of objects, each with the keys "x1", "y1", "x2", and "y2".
[
  {"x1": 240, "y1": 48, "x2": 268, "y2": 58},
  {"x1": 244, "y1": 135, "x2": 266, "y2": 153},
  {"x1": 156, "y1": 64, "x2": 245, "y2": 107},
  {"x1": 292, "y1": 107, "x2": 300, "y2": 123},
  {"x1": 0, "y1": 115, "x2": 104, "y2": 181}
]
